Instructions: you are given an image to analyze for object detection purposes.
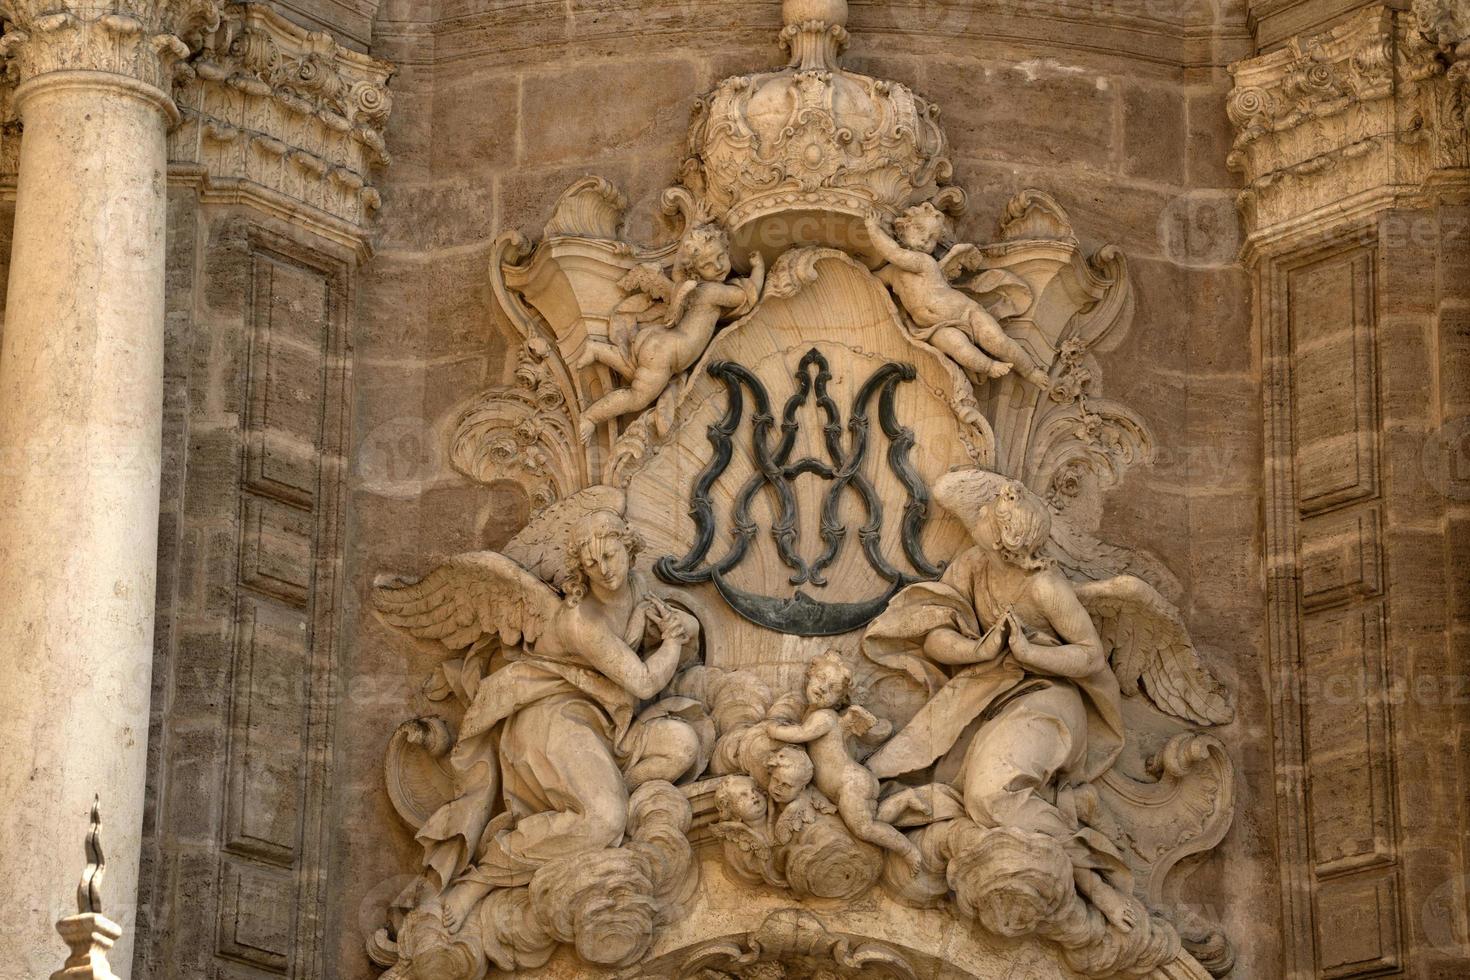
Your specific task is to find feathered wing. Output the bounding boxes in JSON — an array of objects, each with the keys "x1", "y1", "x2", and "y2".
[
  {"x1": 1076, "y1": 576, "x2": 1235, "y2": 726},
  {"x1": 617, "y1": 262, "x2": 676, "y2": 304},
  {"x1": 938, "y1": 244, "x2": 1033, "y2": 319},
  {"x1": 501, "y1": 485, "x2": 627, "y2": 590},
  {"x1": 840, "y1": 705, "x2": 892, "y2": 745},
  {"x1": 938, "y1": 243, "x2": 985, "y2": 281},
  {"x1": 373, "y1": 551, "x2": 561, "y2": 651}
]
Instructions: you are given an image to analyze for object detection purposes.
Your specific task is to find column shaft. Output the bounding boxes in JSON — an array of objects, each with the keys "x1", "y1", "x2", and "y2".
[{"x1": 0, "y1": 70, "x2": 171, "y2": 980}]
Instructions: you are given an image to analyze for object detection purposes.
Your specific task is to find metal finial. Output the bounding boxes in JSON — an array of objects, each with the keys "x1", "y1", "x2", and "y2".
[{"x1": 76, "y1": 795, "x2": 106, "y2": 916}]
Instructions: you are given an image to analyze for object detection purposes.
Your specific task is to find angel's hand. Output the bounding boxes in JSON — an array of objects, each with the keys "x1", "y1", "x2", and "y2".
[
  {"x1": 660, "y1": 616, "x2": 690, "y2": 647},
  {"x1": 748, "y1": 252, "x2": 765, "y2": 277},
  {"x1": 974, "y1": 619, "x2": 1008, "y2": 662},
  {"x1": 1006, "y1": 613, "x2": 1032, "y2": 658}
]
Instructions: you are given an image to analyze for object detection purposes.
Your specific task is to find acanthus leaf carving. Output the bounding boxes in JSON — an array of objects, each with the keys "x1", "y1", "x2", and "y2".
[
  {"x1": 167, "y1": 1, "x2": 393, "y2": 237},
  {"x1": 1226, "y1": 3, "x2": 1466, "y2": 242}
]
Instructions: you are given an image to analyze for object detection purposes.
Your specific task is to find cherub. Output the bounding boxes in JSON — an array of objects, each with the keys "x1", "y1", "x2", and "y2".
[
  {"x1": 865, "y1": 204, "x2": 1049, "y2": 388},
  {"x1": 574, "y1": 223, "x2": 764, "y2": 444},
  {"x1": 714, "y1": 774, "x2": 770, "y2": 827},
  {"x1": 764, "y1": 651, "x2": 923, "y2": 874}
]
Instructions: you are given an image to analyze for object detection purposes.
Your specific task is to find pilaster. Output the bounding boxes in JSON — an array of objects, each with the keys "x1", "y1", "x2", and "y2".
[{"x1": 1229, "y1": 4, "x2": 1470, "y2": 976}]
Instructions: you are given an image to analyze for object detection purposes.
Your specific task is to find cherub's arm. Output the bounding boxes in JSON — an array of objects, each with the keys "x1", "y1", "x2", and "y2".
[
  {"x1": 765, "y1": 711, "x2": 836, "y2": 744},
  {"x1": 1008, "y1": 572, "x2": 1107, "y2": 679},
  {"x1": 864, "y1": 213, "x2": 931, "y2": 274},
  {"x1": 703, "y1": 254, "x2": 766, "y2": 312},
  {"x1": 565, "y1": 609, "x2": 686, "y2": 700}
]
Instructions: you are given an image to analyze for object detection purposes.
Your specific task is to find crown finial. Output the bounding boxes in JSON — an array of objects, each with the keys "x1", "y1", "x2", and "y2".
[{"x1": 780, "y1": 0, "x2": 849, "y2": 70}]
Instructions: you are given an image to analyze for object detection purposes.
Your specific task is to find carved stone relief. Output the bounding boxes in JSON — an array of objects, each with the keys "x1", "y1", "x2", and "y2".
[{"x1": 370, "y1": 2, "x2": 1239, "y2": 978}]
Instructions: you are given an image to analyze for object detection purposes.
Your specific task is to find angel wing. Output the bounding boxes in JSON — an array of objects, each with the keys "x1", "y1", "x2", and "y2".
[
  {"x1": 938, "y1": 244, "x2": 1033, "y2": 319},
  {"x1": 938, "y1": 243, "x2": 985, "y2": 280},
  {"x1": 373, "y1": 550, "x2": 561, "y2": 651},
  {"x1": 1076, "y1": 576, "x2": 1235, "y2": 726},
  {"x1": 617, "y1": 262, "x2": 676, "y2": 304},
  {"x1": 500, "y1": 485, "x2": 627, "y2": 589}
]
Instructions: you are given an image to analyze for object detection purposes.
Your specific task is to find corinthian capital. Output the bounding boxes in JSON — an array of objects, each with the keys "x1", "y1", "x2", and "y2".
[
  {"x1": 1414, "y1": 0, "x2": 1470, "y2": 59},
  {"x1": 0, "y1": 0, "x2": 224, "y2": 94}
]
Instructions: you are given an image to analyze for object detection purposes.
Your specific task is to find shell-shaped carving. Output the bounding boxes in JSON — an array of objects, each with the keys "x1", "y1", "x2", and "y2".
[{"x1": 543, "y1": 176, "x2": 630, "y2": 240}]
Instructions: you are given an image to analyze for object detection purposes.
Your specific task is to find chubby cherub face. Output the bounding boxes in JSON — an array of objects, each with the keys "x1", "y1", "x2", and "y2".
[
  {"x1": 804, "y1": 659, "x2": 850, "y2": 709},
  {"x1": 680, "y1": 226, "x2": 733, "y2": 283},
  {"x1": 715, "y1": 775, "x2": 767, "y2": 824},
  {"x1": 692, "y1": 242, "x2": 732, "y2": 282},
  {"x1": 765, "y1": 747, "x2": 813, "y2": 804},
  {"x1": 893, "y1": 203, "x2": 948, "y2": 253}
]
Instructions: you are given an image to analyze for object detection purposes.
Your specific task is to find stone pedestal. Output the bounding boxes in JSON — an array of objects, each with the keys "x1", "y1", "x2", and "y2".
[{"x1": 0, "y1": 5, "x2": 218, "y2": 977}]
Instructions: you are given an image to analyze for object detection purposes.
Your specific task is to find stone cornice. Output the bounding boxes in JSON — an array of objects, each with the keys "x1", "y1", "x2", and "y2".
[
  {"x1": 0, "y1": 2, "x2": 393, "y2": 241},
  {"x1": 1227, "y1": 4, "x2": 1470, "y2": 251},
  {"x1": 167, "y1": 2, "x2": 392, "y2": 235},
  {"x1": 0, "y1": 1, "x2": 222, "y2": 99}
]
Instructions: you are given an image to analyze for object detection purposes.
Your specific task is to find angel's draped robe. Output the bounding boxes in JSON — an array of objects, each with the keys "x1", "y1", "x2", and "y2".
[
  {"x1": 861, "y1": 545, "x2": 1130, "y2": 878},
  {"x1": 414, "y1": 592, "x2": 708, "y2": 893}
]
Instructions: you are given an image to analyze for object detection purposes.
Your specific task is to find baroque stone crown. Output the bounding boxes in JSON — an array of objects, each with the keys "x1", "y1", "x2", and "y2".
[{"x1": 679, "y1": 0, "x2": 961, "y2": 258}]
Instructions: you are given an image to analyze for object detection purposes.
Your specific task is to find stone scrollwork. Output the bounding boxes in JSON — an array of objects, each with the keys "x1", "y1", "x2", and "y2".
[
  {"x1": 376, "y1": 1, "x2": 1237, "y2": 977},
  {"x1": 0, "y1": 0, "x2": 222, "y2": 96},
  {"x1": 0, "y1": 0, "x2": 393, "y2": 243},
  {"x1": 450, "y1": 341, "x2": 585, "y2": 508},
  {"x1": 1226, "y1": 2, "x2": 1470, "y2": 242},
  {"x1": 169, "y1": 1, "x2": 394, "y2": 238},
  {"x1": 672, "y1": 908, "x2": 918, "y2": 980}
]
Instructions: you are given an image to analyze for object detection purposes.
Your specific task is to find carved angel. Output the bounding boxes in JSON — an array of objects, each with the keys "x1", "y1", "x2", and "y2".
[
  {"x1": 860, "y1": 469, "x2": 1234, "y2": 931},
  {"x1": 864, "y1": 205, "x2": 1049, "y2": 388},
  {"x1": 573, "y1": 223, "x2": 765, "y2": 443},
  {"x1": 373, "y1": 486, "x2": 710, "y2": 934},
  {"x1": 763, "y1": 651, "x2": 923, "y2": 874}
]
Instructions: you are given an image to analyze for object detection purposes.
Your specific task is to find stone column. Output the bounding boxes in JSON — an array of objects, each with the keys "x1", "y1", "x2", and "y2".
[
  {"x1": 1229, "y1": 3, "x2": 1470, "y2": 977},
  {"x1": 0, "y1": 4, "x2": 219, "y2": 978}
]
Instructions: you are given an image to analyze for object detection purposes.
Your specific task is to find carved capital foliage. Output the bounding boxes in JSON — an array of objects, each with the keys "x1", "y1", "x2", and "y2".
[
  {"x1": 0, "y1": 0, "x2": 222, "y2": 95},
  {"x1": 1227, "y1": 4, "x2": 1468, "y2": 246},
  {"x1": 168, "y1": 1, "x2": 393, "y2": 237}
]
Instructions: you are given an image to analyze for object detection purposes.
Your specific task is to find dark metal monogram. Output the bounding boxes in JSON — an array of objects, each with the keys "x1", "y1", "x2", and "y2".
[{"x1": 656, "y1": 348, "x2": 943, "y2": 635}]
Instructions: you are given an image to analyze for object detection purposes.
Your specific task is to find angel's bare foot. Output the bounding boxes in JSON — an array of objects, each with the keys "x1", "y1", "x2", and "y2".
[
  {"x1": 1090, "y1": 884, "x2": 1138, "y2": 933},
  {"x1": 986, "y1": 360, "x2": 1014, "y2": 379},
  {"x1": 578, "y1": 417, "x2": 597, "y2": 446},
  {"x1": 441, "y1": 882, "x2": 487, "y2": 933},
  {"x1": 573, "y1": 347, "x2": 596, "y2": 371}
]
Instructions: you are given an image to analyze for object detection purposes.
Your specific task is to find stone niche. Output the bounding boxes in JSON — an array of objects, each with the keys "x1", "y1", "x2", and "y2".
[{"x1": 350, "y1": 2, "x2": 1258, "y2": 980}]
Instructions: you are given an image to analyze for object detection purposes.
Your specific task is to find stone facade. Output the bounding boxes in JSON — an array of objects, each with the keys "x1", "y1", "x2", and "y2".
[{"x1": 0, "y1": 2, "x2": 1462, "y2": 980}]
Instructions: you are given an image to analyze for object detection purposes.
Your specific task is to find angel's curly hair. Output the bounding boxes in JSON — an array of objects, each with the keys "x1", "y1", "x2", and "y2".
[
  {"x1": 561, "y1": 509, "x2": 643, "y2": 606},
  {"x1": 986, "y1": 481, "x2": 1054, "y2": 572},
  {"x1": 673, "y1": 222, "x2": 731, "y2": 282},
  {"x1": 894, "y1": 201, "x2": 952, "y2": 251},
  {"x1": 805, "y1": 649, "x2": 854, "y2": 706}
]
